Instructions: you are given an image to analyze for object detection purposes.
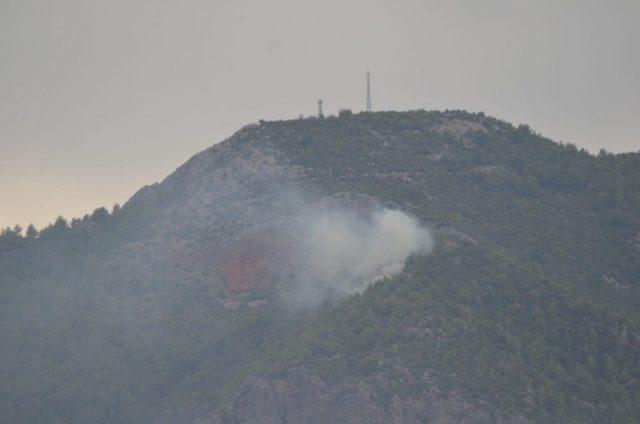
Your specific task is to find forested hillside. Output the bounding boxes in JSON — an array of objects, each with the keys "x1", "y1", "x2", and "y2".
[{"x1": 1, "y1": 110, "x2": 639, "y2": 423}]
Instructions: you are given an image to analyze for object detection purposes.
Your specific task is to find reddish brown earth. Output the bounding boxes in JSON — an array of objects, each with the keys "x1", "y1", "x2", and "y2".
[{"x1": 218, "y1": 229, "x2": 299, "y2": 293}]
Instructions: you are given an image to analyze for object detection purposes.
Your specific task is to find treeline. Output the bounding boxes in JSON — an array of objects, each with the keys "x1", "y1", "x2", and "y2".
[{"x1": 0, "y1": 204, "x2": 123, "y2": 252}]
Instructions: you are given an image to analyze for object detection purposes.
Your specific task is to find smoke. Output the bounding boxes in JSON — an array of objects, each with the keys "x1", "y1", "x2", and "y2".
[{"x1": 285, "y1": 207, "x2": 433, "y2": 308}]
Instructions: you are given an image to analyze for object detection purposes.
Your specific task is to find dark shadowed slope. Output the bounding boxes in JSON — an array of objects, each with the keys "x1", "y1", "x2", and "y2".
[{"x1": 1, "y1": 110, "x2": 639, "y2": 423}]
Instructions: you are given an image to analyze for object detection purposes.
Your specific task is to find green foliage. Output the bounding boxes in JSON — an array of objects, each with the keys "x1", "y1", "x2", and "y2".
[{"x1": 1, "y1": 110, "x2": 639, "y2": 422}]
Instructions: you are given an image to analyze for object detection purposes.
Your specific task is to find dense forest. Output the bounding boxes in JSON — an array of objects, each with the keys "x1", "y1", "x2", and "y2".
[{"x1": 1, "y1": 110, "x2": 639, "y2": 423}]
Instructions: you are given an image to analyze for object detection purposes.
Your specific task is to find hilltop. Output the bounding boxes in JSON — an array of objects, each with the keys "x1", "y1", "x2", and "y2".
[{"x1": 1, "y1": 110, "x2": 639, "y2": 423}]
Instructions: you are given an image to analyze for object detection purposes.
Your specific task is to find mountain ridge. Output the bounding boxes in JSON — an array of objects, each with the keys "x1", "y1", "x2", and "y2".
[{"x1": 1, "y1": 110, "x2": 639, "y2": 423}]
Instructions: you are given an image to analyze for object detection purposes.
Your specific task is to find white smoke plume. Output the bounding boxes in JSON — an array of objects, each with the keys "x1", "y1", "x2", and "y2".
[{"x1": 286, "y1": 207, "x2": 433, "y2": 308}]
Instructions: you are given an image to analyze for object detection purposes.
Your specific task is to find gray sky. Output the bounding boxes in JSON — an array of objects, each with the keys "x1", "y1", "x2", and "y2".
[{"x1": 1, "y1": 0, "x2": 639, "y2": 229}]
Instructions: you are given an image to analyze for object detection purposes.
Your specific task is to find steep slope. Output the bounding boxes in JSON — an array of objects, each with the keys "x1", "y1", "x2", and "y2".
[{"x1": 1, "y1": 110, "x2": 639, "y2": 423}]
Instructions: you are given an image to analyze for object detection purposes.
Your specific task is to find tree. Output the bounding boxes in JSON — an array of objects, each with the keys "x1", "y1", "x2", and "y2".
[
  {"x1": 53, "y1": 216, "x2": 68, "y2": 230},
  {"x1": 39, "y1": 216, "x2": 68, "y2": 239},
  {"x1": 91, "y1": 207, "x2": 110, "y2": 223},
  {"x1": 25, "y1": 224, "x2": 38, "y2": 239}
]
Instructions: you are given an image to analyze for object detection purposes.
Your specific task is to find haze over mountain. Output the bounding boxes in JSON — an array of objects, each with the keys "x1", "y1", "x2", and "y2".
[{"x1": 1, "y1": 110, "x2": 639, "y2": 423}]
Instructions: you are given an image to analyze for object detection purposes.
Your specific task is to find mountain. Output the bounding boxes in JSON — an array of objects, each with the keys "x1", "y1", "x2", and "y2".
[{"x1": 1, "y1": 110, "x2": 639, "y2": 423}]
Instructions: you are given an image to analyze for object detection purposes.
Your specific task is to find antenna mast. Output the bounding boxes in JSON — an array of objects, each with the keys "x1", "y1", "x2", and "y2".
[
  {"x1": 366, "y1": 71, "x2": 372, "y2": 112},
  {"x1": 318, "y1": 99, "x2": 324, "y2": 118}
]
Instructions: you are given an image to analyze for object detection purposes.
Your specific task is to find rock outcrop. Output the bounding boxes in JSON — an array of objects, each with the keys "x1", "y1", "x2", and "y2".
[{"x1": 155, "y1": 367, "x2": 528, "y2": 424}]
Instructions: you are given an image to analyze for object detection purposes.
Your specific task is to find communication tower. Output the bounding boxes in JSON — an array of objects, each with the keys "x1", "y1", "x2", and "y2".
[{"x1": 366, "y1": 71, "x2": 372, "y2": 112}]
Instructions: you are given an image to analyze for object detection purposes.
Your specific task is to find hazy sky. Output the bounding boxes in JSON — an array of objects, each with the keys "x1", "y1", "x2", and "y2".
[{"x1": 1, "y1": 0, "x2": 639, "y2": 228}]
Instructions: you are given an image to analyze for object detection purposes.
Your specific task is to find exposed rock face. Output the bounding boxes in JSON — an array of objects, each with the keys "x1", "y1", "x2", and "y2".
[
  {"x1": 433, "y1": 117, "x2": 487, "y2": 149},
  {"x1": 110, "y1": 125, "x2": 310, "y2": 294},
  {"x1": 433, "y1": 118, "x2": 487, "y2": 139},
  {"x1": 158, "y1": 367, "x2": 528, "y2": 424},
  {"x1": 603, "y1": 274, "x2": 631, "y2": 291},
  {"x1": 112, "y1": 115, "x2": 494, "y2": 299},
  {"x1": 218, "y1": 229, "x2": 296, "y2": 293},
  {"x1": 316, "y1": 191, "x2": 397, "y2": 212},
  {"x1": 215, "y1": 192, "x2": 399, "y2": 294}
]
